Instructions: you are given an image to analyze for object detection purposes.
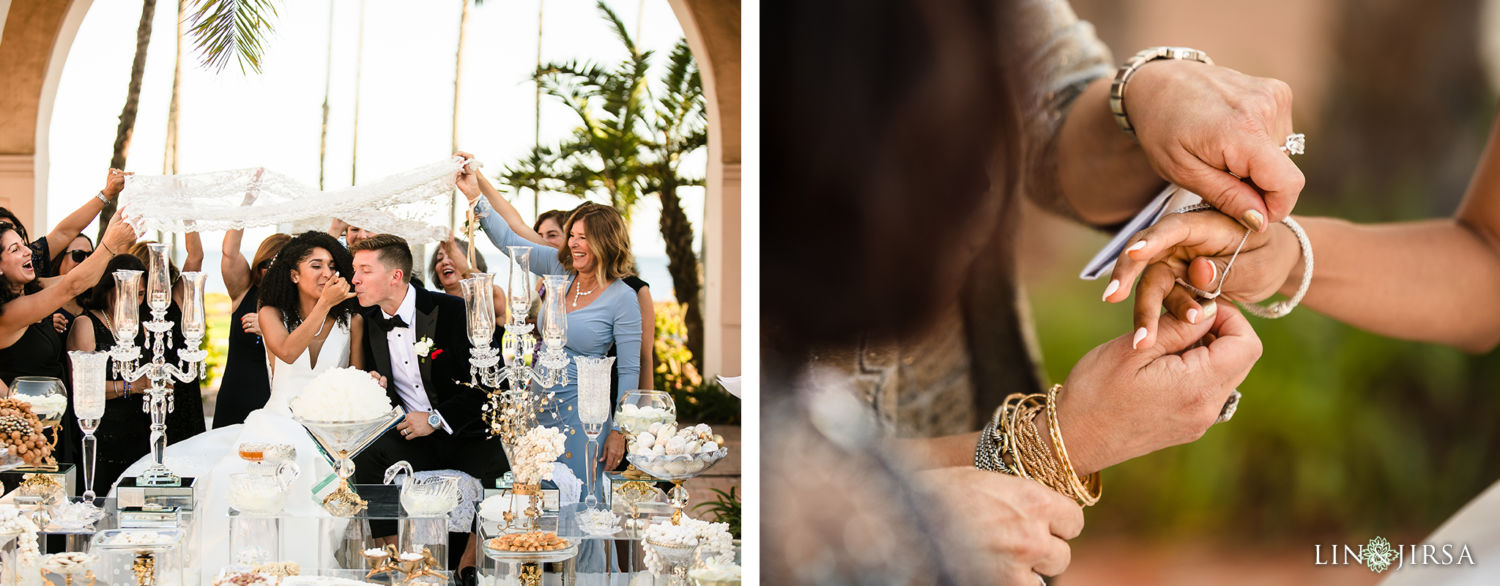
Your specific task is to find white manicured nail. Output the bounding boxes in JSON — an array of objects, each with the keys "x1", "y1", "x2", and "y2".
[
  {"x1": 1187, "y1": 308, "x2": 1199, "y2": 324},
  {"x1": 1102, "y1": 279, "x2": 1120, "y2": 302},
  {"x1": 1132, "y1": 327, "x2": 1148, "y2": 349},
  {"x1": 1127, "y1": 240, "x2": 1148, "y2": 253}
]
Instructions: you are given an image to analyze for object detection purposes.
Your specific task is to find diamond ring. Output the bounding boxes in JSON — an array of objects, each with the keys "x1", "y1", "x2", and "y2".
[{"x1": 1280, "y1": 133, "x2": 1306, "y2": 156}]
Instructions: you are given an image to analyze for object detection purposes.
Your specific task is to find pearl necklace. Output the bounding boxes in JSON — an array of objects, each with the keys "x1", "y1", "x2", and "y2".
[{"x1": 572, "y1": 279, "x2": 598, "y2": 308}]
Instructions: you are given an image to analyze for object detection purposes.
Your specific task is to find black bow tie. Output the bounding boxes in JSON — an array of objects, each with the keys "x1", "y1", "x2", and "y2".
[{"x1": 373, "y1": 314, "x2": 409, "y2": 332}]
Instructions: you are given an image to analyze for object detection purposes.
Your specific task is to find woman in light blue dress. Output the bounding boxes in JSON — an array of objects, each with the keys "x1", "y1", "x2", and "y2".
[{"x1": 456, "y1": 156, "x2": 642, "y2": 506}]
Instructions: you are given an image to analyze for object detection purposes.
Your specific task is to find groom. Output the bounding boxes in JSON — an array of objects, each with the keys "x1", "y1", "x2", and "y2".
[{"x1": 348, "y1": 234, "x2": 508, "y2": 487}]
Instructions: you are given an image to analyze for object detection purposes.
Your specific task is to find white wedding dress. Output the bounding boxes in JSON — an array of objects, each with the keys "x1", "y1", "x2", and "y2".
[{"x1": 113, "y1": 321, "x2": 351, "y2": 582}]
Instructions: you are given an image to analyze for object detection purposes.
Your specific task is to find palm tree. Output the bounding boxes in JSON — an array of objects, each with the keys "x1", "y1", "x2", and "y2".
[
  {"x1": 97, "y1": 0, "x2": 158, "y2": 240},
  {"x1": 526, "y1": 1, "x2": 651, "y2": 216},
  {"x1": 641, "y1": 39, "x2": 708, "y2": 362},
  {"x1": 507, "y1": 3, "x2": 709, "y2": 363}
]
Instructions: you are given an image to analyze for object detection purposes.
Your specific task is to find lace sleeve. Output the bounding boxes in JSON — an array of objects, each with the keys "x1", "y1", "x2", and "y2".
[{"x1": 1010, "y1": 0, "x2": 1116, "y2": 226}]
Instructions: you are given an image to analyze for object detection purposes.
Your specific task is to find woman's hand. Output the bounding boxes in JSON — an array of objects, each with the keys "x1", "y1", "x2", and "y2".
[
  {"x1": 240, "y1": 312, "x2": 262, "y2": 336},
  {"x1": 100, "y1": 209, "x2": 138, "y2": 254},
  {"x1": 602, "y1": 429, "x2": 625, "y2": 470},
  {"x1": 441, "y1": 235, "x2": 474, "y2": 278},
  {"x1": 918, "y1": 468, "x2": 1084, "y2": 582},
  {"x1": 1103, "y1": 209, "x2": 1301, "y2": 348},
  {"x1": 1126, "y1": 60, "x2": 1305, "y2": 231},
  {"x1": 317, "y1": 276, "x2": 356, "y2": 309},
  {"x1": 454, "y1": 152, "x2": 480, "y2": 203},
  {"x1": 102, "y1": 168, "x2": 130, "y2": 200},
  {"x1": 1056, "y1": 302, "x2": 1262, "y2": 475}
]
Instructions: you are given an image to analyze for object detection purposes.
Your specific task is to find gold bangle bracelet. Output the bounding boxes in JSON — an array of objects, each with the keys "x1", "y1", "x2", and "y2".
[{"x1": 1045, "y1": 384, "x2": 1102, "y2": 506}]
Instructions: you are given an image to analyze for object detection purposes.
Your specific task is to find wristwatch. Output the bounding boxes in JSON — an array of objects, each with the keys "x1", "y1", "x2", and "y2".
[{"x1": 427, "y1": 411, "x2": 443, "y2": 430}]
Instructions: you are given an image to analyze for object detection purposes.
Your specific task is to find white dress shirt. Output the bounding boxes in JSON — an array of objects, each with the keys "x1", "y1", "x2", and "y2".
[{"x1": 383, "y1": 284, "x2": 451, "y2": 434}]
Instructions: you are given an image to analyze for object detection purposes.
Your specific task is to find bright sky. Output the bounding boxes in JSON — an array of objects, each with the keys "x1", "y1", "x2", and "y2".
[{"x1": 47, "y1": 0, "x2": 704, "y2": 299}]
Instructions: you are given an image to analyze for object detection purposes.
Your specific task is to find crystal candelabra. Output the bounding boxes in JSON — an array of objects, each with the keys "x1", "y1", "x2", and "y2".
[
  {"x1": 69, "y1": 351, "x2": 109, "y2": 505},
  {"x1": 103, "y1": 243, "x2": 208, "y2": 486},
  {"x1": 464, "y1": 247, "x2": 569, "y2": 391},
  {"x1": 576, "y1": 356, "x2": 614, "y2": 510}
]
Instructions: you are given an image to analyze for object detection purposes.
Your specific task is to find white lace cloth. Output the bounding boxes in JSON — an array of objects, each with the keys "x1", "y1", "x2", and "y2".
[{"x1": 117, "y1": 157, "x2": 471, "y2": 243}]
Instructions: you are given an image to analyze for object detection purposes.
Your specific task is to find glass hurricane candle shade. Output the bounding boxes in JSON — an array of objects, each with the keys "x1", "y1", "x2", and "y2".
[
  {"x1": 539, "y1": 275, "x2": 570, "y2": 349},
  {"x1": 111, "y1": 270, "x2": 142, "y2": 347},
  {"x1": 576, "y1": 356, "x2": 614, "y2": 509},
  {"x1": 178, "y1": 272, "x2": 208, "y2": 340},
  {"x1": 69, "y1": 351, "x2": 109, "y2": 501},
  {"x1": 461, "y1": 273, "x2": 497, "y2": 347},
  {"x1": 146, "y1": 243, "x2": 172, "y2": 312},
  {"x1": 505, "y1": 247, "x2": 532, "y2": 324}
]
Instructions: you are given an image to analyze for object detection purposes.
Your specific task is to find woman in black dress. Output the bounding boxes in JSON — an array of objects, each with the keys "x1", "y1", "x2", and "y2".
[
  {"x1": 211, "y1": 230, "x2": 290, "y2": 428},
  {"x1": 65, "y1": 254, "x2": 153, "y2": 491},
  {"x1": 0, "y1": 216, "x2": 137, "y2": 470}
]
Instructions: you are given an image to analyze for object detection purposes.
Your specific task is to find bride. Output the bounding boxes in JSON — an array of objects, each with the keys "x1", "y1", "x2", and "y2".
[{"x1": 114, "y1": 231, "x2": 367, "y2": 580}]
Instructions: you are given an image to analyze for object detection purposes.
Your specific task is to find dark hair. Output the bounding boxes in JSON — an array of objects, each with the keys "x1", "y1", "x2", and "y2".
[
  {"x1": 52, "y1": 233, "x2": 93, "y2": 269},
  {"x1": 533, "y1": 210, "x2": 568, "y2": 233},
  {"x1": 257, "y1": 231, "x2": 355, "y2": 329},
  {"x1": 761, "y1": 0, "x2": 1022, "y2": 361},
  {"x1": 79, "y1": 254, "x2": 147, "y2": 311},
  {"x1": 0, "y1": 224, "x2": 42, "y2": 312},
  {"x1": 428, "y1": 237, "x2": 487, "y2": 284},
  {"x1": 0, "y1": 207, "x2": 29, "y2": 244},
  {"x1": 349, "y1": 234, "x2": 414, "y2": 283}
]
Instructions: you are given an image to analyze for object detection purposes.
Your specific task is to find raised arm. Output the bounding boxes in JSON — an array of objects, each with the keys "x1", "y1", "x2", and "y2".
[
  {"x1": 222, "y1": 174, "x2": 265, "y2": 302},
  {"x1": 222, "y1": 229, "x2": 252, "y2": 302},
  {"x1": 1, "y1": 215, "x2": 136, "y2": 346},
  {"x1": 181, "y1": 230, "x2": 203, "y2": 273},
  {"x1": 454, "y1": 155, "x2": 567, "y2": 276},
  {"x1": 44, "y1": 169, "x2": 127, "y2": 257}
]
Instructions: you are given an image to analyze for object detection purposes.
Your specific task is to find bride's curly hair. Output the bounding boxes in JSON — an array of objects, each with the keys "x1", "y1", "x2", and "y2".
[{"x1": 256, "y1": 231, "x2": 356, "y2": 330}]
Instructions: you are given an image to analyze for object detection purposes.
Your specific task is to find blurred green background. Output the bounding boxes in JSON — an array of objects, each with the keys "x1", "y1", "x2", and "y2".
[{"x1": 1024, "y1": 0, "x2": 1500, "y2": 582}]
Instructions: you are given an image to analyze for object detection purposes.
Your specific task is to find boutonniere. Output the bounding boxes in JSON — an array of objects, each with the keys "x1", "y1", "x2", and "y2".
[{"x1": 414, "y1": 337, "x2": 435, "y2": 359}]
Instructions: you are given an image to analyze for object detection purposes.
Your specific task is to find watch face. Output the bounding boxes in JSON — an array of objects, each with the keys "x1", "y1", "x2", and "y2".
[{"x1": 428, "y1": 413, "x2": 441, "y2": 427}]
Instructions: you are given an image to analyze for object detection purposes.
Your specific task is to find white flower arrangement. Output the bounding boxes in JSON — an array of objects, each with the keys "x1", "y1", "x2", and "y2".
[
  {"x1": 289, "y1": 367, "x2": 395, "y2": 422},
  {"x1": 413, "y1": 337, "x2": 434, "y2": 359},
  {"x1": 643, "y1": 517, "x2": 733, "y2": 575},
  {"x1": 512, "y1": 427, "x2": 567, "y2": 485}
]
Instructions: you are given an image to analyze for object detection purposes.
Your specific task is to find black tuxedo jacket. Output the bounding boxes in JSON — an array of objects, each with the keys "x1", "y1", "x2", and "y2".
[{"x1": 360, "y1": 286, "x2": 488, "y2": 437}]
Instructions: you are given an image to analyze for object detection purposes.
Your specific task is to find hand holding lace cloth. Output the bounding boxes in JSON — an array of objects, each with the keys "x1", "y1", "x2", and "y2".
[{"x1": 117, "y1": 157, "x2": 473, "y2": 243}]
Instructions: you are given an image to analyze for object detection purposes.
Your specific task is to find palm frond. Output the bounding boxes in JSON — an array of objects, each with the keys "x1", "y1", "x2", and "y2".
[
  {"x1": 594, "y1": 0, "x2": 638, "y2": 57},
  {"x1": 186, "y1": 0, "x2": 279, "y2": 74}
]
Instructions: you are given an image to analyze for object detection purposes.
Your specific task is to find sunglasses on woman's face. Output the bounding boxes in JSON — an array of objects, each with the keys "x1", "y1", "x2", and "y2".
[{"x1": 66, "y1": 249, "x2": 90, "y2": 263}]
